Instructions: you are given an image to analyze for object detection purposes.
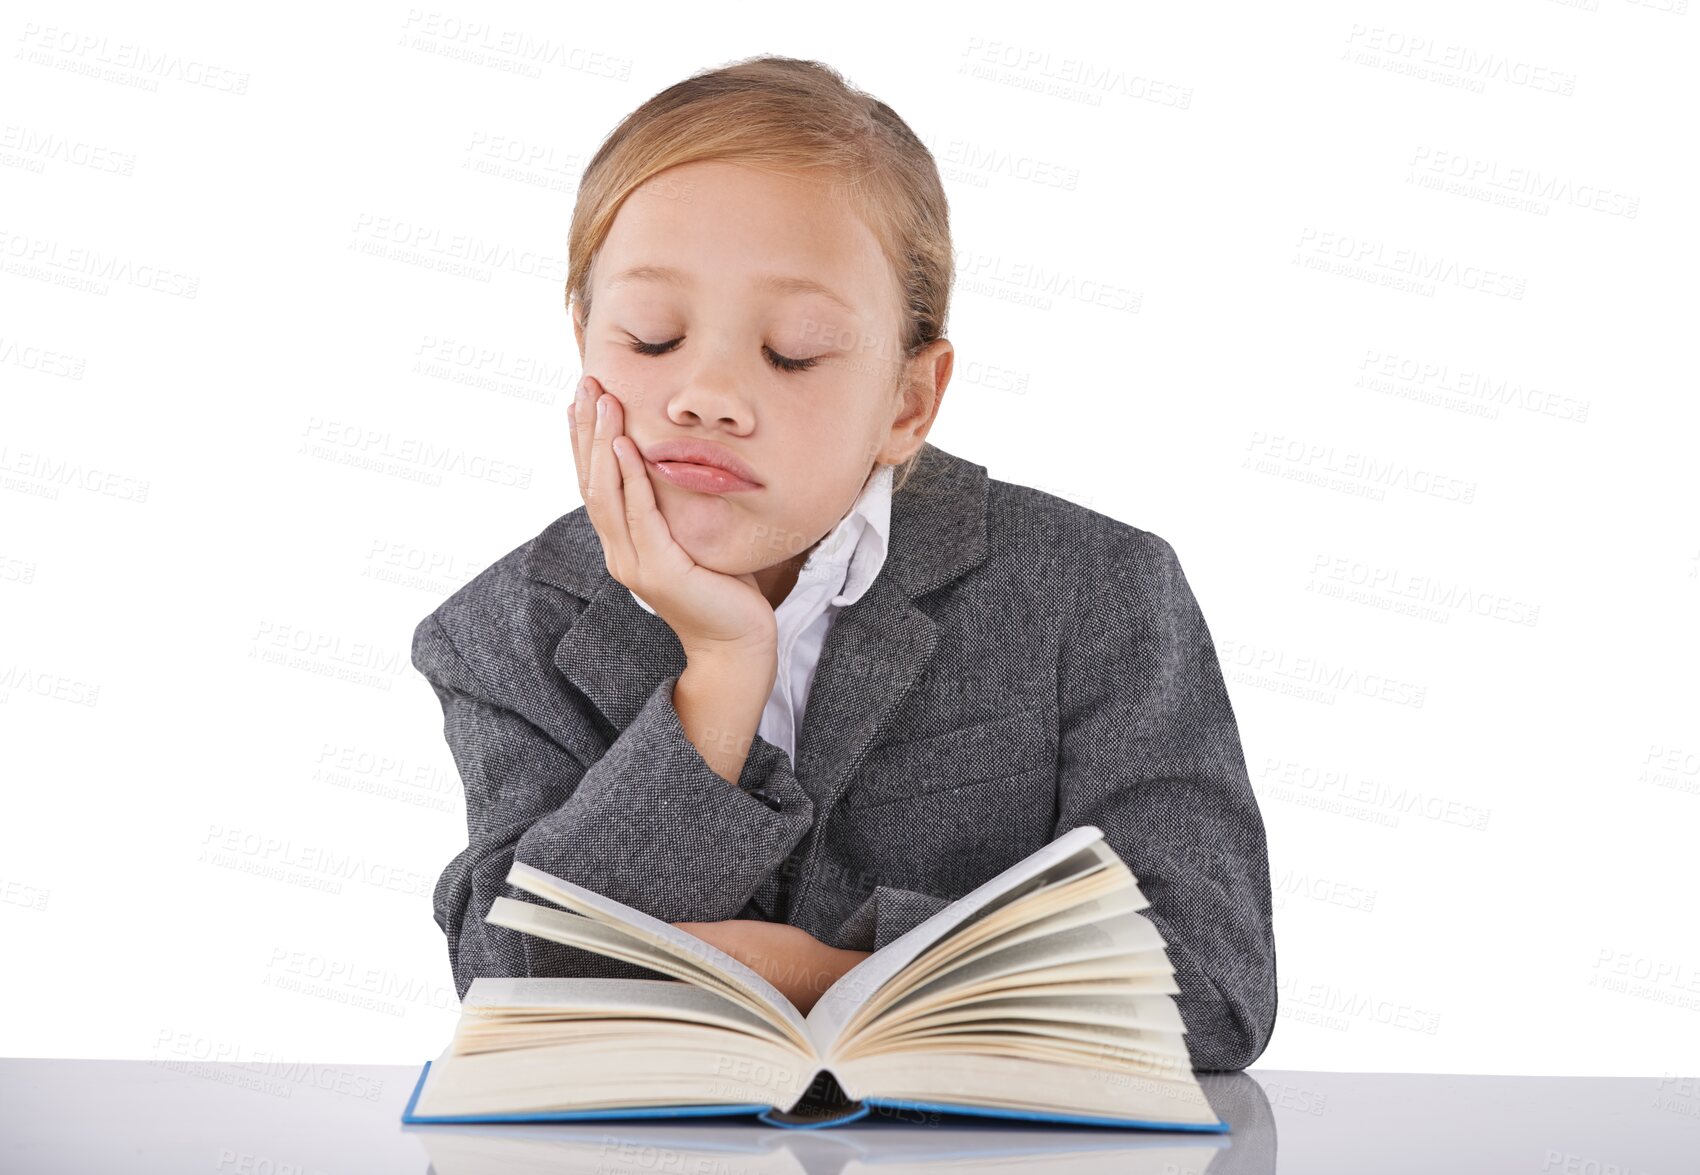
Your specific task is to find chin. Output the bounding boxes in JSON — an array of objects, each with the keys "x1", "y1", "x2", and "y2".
[{"x1": 656, "y1": 501, "x2": 765, "y2": 576}]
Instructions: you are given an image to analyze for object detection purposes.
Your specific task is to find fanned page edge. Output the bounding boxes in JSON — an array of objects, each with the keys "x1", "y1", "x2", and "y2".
[
  {"x1": 803, "y1": 824, "x2": 1109, "y2": 1052},
  {"x1": 501, "y1": 860, "x2": 811, "y2": 1049},
  {"x1": 483, "y1": 898, "x2": 752, "y2": 1003}
]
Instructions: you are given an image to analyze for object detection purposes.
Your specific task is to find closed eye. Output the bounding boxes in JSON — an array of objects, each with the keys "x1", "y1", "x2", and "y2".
[{"x1": 626, "y1": 336, "x2": 820, "y2": 374}]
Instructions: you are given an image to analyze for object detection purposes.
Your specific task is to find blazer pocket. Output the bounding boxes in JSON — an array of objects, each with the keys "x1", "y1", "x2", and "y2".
[{"x1": 844, "y1": 709, "x2": 1053, "y2": 810}]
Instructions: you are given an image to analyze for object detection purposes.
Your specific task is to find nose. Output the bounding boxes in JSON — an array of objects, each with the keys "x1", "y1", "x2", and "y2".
[{"x1": 666, "y1": 357, "x2": 755, "y2": 432}]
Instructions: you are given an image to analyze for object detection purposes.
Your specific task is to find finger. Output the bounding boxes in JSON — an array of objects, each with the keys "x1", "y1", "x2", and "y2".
[
  {"x1": 611, "y1": 426, "x2": 672, "y2": 561},
  {"x1": 590, "y1": 388, "x2": 638, "y2": 570},
  {"x1": 570, "y1": 376, "x2": 593, "y2": 501},
  {"x1": 578, "y1": 379, "x2": 608, "y2": 534},
  {"x1": 569, "y1": 376, "x2": 587, "y2": 497}
]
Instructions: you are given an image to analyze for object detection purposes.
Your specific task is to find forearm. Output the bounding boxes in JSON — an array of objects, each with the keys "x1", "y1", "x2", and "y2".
[
  {"x1": 688, "y1": 921, "x2": 870, "y2": 1015},
  {"x1": 768, "y1": 945, "x2": 870, "y2": 1015},
  {"x1": 513, "y1": 669, "x2": 814, "y2": 919},
  {"x1": 417, "y1": 610, "x2": 814, "y2": 936},
  {"x1": 672, "y1": 642, "x2": 777, "y2": 785}
]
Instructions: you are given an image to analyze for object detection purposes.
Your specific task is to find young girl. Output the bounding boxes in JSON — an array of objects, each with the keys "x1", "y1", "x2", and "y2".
[{"x1": 413, "y1": 55, "x2": 1276, "y2": 1071}]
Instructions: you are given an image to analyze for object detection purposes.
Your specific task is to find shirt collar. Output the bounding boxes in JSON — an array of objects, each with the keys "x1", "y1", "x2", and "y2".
[
  {"x1": 800, "y1": 460, "x2": 893, "y2": 608},
  {"x1": 626, "y1": 462, "x2": 894, "y2": 616}
]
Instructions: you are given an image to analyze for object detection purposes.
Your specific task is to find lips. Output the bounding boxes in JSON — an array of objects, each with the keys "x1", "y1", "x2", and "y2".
[{"x1": 638, "y1": 438, "x2": 764, "y2": 493}]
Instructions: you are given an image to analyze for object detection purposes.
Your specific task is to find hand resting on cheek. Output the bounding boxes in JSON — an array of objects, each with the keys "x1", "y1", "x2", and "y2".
[
  {"x1": 570, "y1": 373, "x2": 778, "y2": 658},
  {"x1": 572, "y1": 373, "x2": 868, "y2": 999}
]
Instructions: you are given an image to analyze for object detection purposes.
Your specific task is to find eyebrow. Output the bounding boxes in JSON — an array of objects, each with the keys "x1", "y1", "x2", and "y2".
[{"x1": 604, "y1": 263, "x2": 856, "y2": 314}]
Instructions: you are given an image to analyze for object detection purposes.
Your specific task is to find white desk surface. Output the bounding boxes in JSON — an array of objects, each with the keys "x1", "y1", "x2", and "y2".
[{"x1": 1, "y1": 1059, "x2": 1695, "y2": 1173}]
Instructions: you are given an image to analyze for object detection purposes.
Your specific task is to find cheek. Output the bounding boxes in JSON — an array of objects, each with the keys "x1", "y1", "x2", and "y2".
[{"x1": 600, "y1": 369, "x2": 663, "y2": 418}]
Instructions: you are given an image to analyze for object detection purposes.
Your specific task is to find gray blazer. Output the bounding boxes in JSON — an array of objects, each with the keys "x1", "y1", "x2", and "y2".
[{"x1": 411, "y1": 441, "x2": 1277, "y2": 1071}]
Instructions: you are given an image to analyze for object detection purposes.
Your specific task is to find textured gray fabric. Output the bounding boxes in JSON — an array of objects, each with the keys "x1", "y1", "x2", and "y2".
[{"x1": 412, "y1": 440, "x2": 1277, "y2": 1071}]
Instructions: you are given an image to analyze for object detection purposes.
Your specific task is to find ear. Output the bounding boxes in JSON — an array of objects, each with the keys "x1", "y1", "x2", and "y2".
[
  {"x1": 570, "y1": 296, "x2": 586, "y2": 361},
  {"x1": 882, "y1": 338, "x2": 953, "y2": 464}
]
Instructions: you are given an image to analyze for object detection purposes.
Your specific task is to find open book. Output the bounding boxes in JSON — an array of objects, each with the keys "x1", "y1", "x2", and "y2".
[{"x1": 401, "y1": 824, "x2": 1229, "y2": 1132}]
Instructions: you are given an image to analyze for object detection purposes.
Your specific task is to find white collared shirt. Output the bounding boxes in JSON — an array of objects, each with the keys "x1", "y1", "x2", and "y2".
[{"x1": 628, "y1": 462, "x2": 894, "y2": 767}]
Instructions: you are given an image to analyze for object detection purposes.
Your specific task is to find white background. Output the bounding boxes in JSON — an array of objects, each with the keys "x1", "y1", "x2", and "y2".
[{"x1": 2, "y1": 0, "x2": 1696, "y2": 1079}]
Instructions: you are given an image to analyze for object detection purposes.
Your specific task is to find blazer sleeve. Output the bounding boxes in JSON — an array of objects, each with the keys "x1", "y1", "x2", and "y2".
[
  {"x1": 1055, "y1": 525, "x2": 1277, "y2": 1072},
  {"x1": 414, "y1": 610, "x2": 817, "y2": 1001},
  {"x1": 833, "y1": 883, "x2": 954, "y2": 954}
]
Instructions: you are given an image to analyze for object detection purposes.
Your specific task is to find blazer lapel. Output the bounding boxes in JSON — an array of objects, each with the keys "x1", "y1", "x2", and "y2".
[
  {"x1": 528, "y1": 442, "x2": 990, "y2": 810},
  {"x1": 794, "y1": 444, "x2": 990, "y2": 812}
]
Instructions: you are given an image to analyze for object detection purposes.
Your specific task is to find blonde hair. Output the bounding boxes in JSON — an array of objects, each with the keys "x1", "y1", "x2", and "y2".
[{"x1": 566, "y1": 54, "x2": 953, "y2": 494}]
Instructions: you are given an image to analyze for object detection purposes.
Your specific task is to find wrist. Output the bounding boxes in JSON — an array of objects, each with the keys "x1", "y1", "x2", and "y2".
[
  {"x1": 797, "y1": 945, "x2": 868, "y2": 1009},
  {"x1": 682, "y1": 636, "x2": 776, "y2": 668},
  {"x1": 673, "y1": 648, "x2": 775, "y2": 787},
  {"x1": 681, "y1": 641, "x2": 777, "y2": 699}
]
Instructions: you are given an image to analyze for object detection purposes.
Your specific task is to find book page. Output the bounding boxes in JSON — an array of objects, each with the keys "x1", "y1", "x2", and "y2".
[
  {"x1": 412, "y1": 1035, "x2": 813, "y2": 1118},
  {"x1": 867, "y1": 987, "x2": 1188, "y2": 1038},
  {"x1": 900, "y1": 915, "x2": 1168, "y2": 1002},
  {"x1": 840, "y1": 995, "x2": 1191, "y2": 1063},
  {"x1": 803, "y1": 824, "x2": 1107, "y2": 1052},
  {"x1": 484, "y1": 897, "x2": 760, "y2": 1014},
  {"x1": 833, "y1": 1051, "x2": 1221, "y2": 1128},
  {"x1": 831, "y1": 906, "x2": 1172, "y2": 1058},
  {"x1": 860, "y1": 872, "x2": 1137, "y2": 1011},
  {"x1": 500, "y1": 862, "x2": 811, "y2": 1051},
  {"x1": 458, "y1": 976, "x2": 791, "y2": 1047}
]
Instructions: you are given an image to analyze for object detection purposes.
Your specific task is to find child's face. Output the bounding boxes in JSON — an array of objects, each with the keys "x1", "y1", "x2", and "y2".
[{"x1": 573, "y1": 159, "x2": 939, "y2": 580}]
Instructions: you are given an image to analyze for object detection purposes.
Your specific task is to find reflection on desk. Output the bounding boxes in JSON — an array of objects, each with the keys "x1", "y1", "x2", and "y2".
[{"x1": 3, "y1": 1059, "x2": 1696, "y2": 1174}]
